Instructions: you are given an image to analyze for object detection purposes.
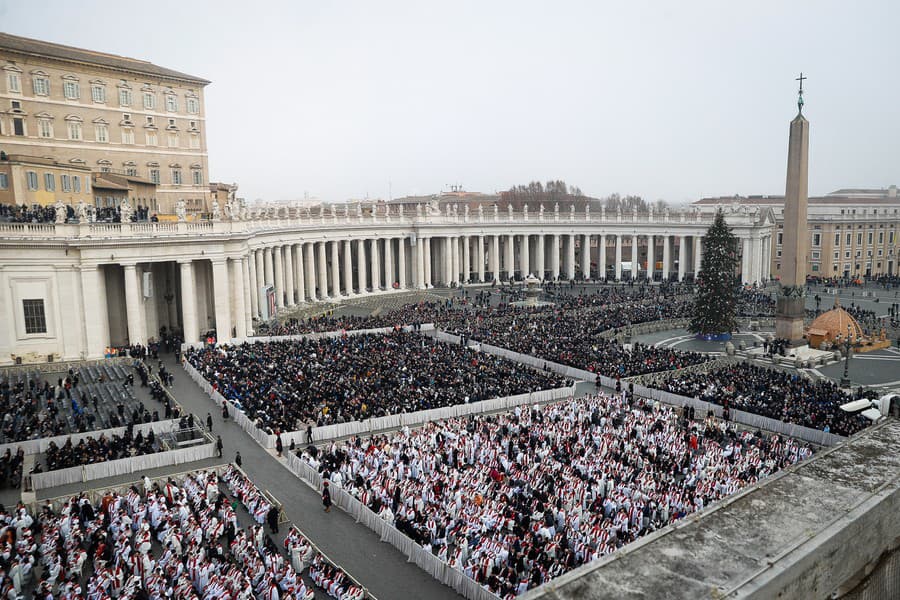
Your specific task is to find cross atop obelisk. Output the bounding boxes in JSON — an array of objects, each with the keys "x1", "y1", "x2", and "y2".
[
  {"x1": 796, "y1": 72, "x2": 806, "y2": 113},
  {"x1": 775, "y1": 75, "x2": 810, "y2": 346}
]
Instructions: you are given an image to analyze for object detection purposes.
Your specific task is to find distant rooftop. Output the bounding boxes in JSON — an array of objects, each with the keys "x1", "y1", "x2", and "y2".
[
  {"x1": 0, "y1": 32, "x2": 210, "y2": 85},
  {"x1": 694, "y1": 185, "x2": 899, "y2": 206}
]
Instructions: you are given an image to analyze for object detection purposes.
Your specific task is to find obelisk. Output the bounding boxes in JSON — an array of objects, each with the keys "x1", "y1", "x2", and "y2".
[{"x1": 775, "y1": 74, "x2": 809, "y2": 345}]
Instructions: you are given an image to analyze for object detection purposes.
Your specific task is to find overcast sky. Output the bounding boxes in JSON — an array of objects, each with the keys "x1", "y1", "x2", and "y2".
[{"x1": 1, "y1": 0, "x2": 897, "y2": 204}]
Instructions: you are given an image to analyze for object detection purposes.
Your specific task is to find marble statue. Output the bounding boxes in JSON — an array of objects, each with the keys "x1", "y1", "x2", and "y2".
[
  {"x1": 211, "y1": 200, "x2": 221, "y2": 221},
  {"x1": 75, "y1": 200, "x2": 89, "y2": 223},
  {"x1": 175, "y1": 199, "x2": 187, "y2": 222},
  {"x1": 426, "y1": 199, "x2": 441, "y2": 216},
  {"x1": 54, "y1": 200, "x2": 67, "y2": 224},
  {"x1": 539, "y1": 204, "x2": 545, "y2": 219},
  {"x1": 119, "y1": 199, "x2": 133, "y2": 223}
]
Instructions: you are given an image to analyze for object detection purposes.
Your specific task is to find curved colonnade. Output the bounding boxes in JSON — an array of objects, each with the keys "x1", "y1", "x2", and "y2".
[{"x1": 0, "y1": 205, "x2": 773, "y2": 364}]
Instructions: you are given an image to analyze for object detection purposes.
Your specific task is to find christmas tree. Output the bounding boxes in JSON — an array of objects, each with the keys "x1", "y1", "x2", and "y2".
[{"x1": 690, "y1": 209, "x2": 738, "y2": 338}]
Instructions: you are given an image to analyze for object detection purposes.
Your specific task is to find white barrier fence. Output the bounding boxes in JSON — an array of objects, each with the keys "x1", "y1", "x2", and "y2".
[
  {"x1": 0, "y1": 418, "x2": 183, "y2": 457},
  {"x1": 30, "y1": 435, "x2": 216, "y2": 490},
  {"x1": 181, "y1": 324, "x2": 436, "y2": 353},
  {"x1": 286, "y1": 452, "x2": 500, "y2": 600},
  {"x1": 182, "y1": 325, "x2": 574, "y2": 448},
  {"x1": 430, "y1": 330, "x2": 845, "y2": 447}
]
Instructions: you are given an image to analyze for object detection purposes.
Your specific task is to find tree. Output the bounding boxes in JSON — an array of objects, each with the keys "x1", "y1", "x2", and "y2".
[{"x1": 689, "y1": 209, "x2": 739, "y2": 337}]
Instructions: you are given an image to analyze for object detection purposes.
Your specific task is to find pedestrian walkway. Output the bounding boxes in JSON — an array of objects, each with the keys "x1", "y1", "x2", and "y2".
[{"x1": 160, "y1": 351, "x2": 463, "y2": 600}]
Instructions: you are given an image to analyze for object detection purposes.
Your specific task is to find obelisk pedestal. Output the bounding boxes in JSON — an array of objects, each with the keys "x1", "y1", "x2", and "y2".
[{"x1": 775, "y1": 112, "x2": 810, "y2": 345}]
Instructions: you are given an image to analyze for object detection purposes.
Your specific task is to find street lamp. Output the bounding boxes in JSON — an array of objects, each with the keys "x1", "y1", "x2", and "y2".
[{"x1": 840, "y1": 323, "x2": 852, "y2": 387}]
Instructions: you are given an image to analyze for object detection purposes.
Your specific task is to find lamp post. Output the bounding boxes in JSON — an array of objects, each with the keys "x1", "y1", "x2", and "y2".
[{"x1": 840, "y1": 323, "x2": 852, "y2": 387}]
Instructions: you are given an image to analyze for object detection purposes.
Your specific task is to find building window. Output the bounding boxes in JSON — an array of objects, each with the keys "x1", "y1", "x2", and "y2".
[
  {"x1": 73, "y1": 176, "x2": 81, "y2": 193},
  {"x1": 7, "y1": 72, "x2": 21, "y2": 93},
  {"x1": 811, "y1": 251, "x2": 820, "y2": 259},
  {"x1": 33, "y1": 76, "x2": 49, "y2": 95},
  {"x1": 168, "y1": 133, "x2": 179, "y2": 147},
  {"x1": 834, "y1": 233, "x2": 840, "y2": 245},
  {"x1": 171, "y1": 169, "x2": 183, "y2": 185},
  {"x1": 776, "y1": 232, "x2": 783, "y2": 245},
  {"x1": 868, "y1": 232, "x2": 874, "y2": 244},
  {"x1": 126, "y1": 167, "x2": 138, "y2": 176},
  {"x1": 846, "y1": 233, "x2": 852, "y2": 245},
  {"x1": 857, "y1": 233, "x2": 863, "y2": 245},
  {"x1": 812, "y1": 233, "x2": 821, "y2": 246},
  {"x1": 95, "y1": 124, "x2": 109, "y2": 143},
  {"x1": 13, "y1": 117, "x2": 25, "y2": 136},
  {"x1": 0, "y1": 173, "x2": 8, "y2": 189},
  {"x1": 63, "y1": 80, "x2": 79, "y2": 99},
  {"x1": 121, "y1": 128, "x2": 135, "y2": 144},
  {"x1": 189, "y1": 133, "x2": 200, "y2": 149},
  {"x1": 37, "y1": 119, "x2": 52, "y2": 138},
  {"x1": 811, "y1": 264, "x2": 819, "y2": 272},
  {"x1": 43, "y1": 173, "x2": 55, "y2": 191},
  {"x1": 60, "y1": 174, "x2": 71, "y2": 192},
  {"x1": 26, "y1": 171, "x2": 38, "y2": 190},
  {"x1": 845, "y1": 251, "x2": 851, "y2": 259},
  {"x1": 22, "y1": 299, "x2": 47, "y2": 334},
  {"x1": 186, "y1": 97, "x2": 199, "y2": 114},
  {"x1": 149, "y1": 169, "x2": 160, "y2": 184},
  {"x1": 119, "y1": 88, "x2": 132, "y2": 106},
  {"x1": 67, "y1": 121, "x2": 82, "y2": 140},
  {"x1": 146, "y1": 131, "x2": 158, "y2": 146},
  {"x1": 833, "y1": 252, "x2": 839, "y2": 259},
  {"x1": 143, "y1": 91, "x2": 155, "y2": 109},
  {"x1": 890, "y1": 232, "x2": 896, "y2": 245},
  {"x1": 192, "y1": 169, "x2": 202, "y2": 185},
  {"x1": 165, "y1": 94, "x2": 178, "y2": 112},
  {"x1": 91, "y1": 84, "x2": 105, "y2": 103},
  {"x1": 878, "y1": 232, "x2": 884, "y2": 244}
]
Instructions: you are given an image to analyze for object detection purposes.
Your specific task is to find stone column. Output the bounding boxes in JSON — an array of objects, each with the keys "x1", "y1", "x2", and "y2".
[
  {"x1": 305, "y1": 242, "x2": 317, "y2": 300},
  {"x1": 357, "y1": 238, "x2": 368, "y2": 293},
  {"x1": 80, "y1": 265, "x2": 107, "y2": 357},
  {"x1": 520, "y1": 234, "x2": 530, "y2": 278},
  {"x1": 614, "y1": 235, "x2": 623, "y2": 280},
  {"x1": 343, "y1": 240, "x2": 354, "y2": 295},
  {"x1": 462, "y1": 236, "x2": 470, "y2": 283},
  {"x1": 384, "y1": 238, "x2": 394, "y2": 288},
  {"x1": 678, "y1": 236, "x2": 687, "y2": 281},
  {"x1": 398, "y1": 237, "x2": 407, "y2": 289},
  {"x1": 273, "y1": 246, "x2": 285, "y2": 309},
  {"x1": 534, "y1": 234, "x2": 544, "y2": 280},
  {"x1": 646, "y1": 235, "x2": 655, "y2": 281},
  {"x1": 294, "y1": 245, "x2": 306, "y2": 303},
  {"x1": 598, "y1": 234, "x2": 607, "y2": 280},
  {"x1": 450, "y1": 237, "x2": 459, "y2": 285},
  {"x1": 179, "y1": 260, "x2": 198, "y2": 344},
  {"x1": 582, "y1": 234, "x2": 591, "y2": 280},
  {"x1": 694, "y1": 236, "x2": 703, "y2": 275},
  {"x1": 662, "y1": 235, "x2": 671, "y2": 280},
  {"x1": 331, "y1": 240, "x2": 341, "y2": 296},
  {"x1": 631, "y1": 234, "x2": 639, "y2": 279},
  {"x1": 248, "y1": 250, "x2": 259, "y2": 317},
  {"x1": 476, "y1": 235, "x2": 486, "y2": 282},
  {"x1": 370, "y1": 238, "x2": 381, "y2": 290},
  {"x1": 255, "y1": 250, "x2": 265, "y2": 314},
  {"x1": 241, "y1": 256, "x2": 253, "y2": 335},
  {"x1": 505, "y1": 234, "x2": 515, "y2": 280},
  {"x1": 566, "y1": 234, "x2": 576, "y2": 280},
  {"x1": 123, "y1": 263, "x2": 146, "y2": 346},
  {"x1": 263, "y1": 247, "x2": 274, "y2": 286},
  {"x1": 490, "y1": 235, "x2": 500, "y2": 282},
  {"x1": 741, "y1": 237, "x2": 751, "y2": 283},
  {"x1": 212, "y1": 259, "x2": 232, "y2": 340},
  {"x1": 231, "y1": 257, "x2": 247, "y2": 338},
  {"x1": 424, "y1": 237, "x2": 432, "y2": 287},
  {"x1": 317, "y1": 241, "x2": 328, "y2": 297},
  {"x1": 284, "y1": 245, "x2": 295, "y2": 306},
  {"x1": 416, "y1": 237, "x2": 425, "y2": 289},
  {"x1": 550, "y1": 234, "x2": 560, "y2": 280}
]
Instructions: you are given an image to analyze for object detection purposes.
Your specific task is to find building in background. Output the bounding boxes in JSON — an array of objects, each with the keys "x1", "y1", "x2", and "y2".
[
  {"x1": 0, "y1": 32, "x2": 211, "y2": 216},
  {"x1": 695, "y1": 186, "x2": 900, "y2": 279},
  {"x1": 0, "y1": 152, "x2": 92, "y2": 207}
]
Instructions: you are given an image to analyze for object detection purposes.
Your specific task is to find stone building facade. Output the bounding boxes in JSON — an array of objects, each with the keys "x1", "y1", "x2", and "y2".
[{"x1": 0, "y1": 32, "x2": 211, "y2": 216}]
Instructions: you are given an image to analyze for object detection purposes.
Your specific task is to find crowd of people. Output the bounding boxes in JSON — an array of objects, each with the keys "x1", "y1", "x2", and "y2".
[
  {"x1": 651, "y1": 363, "x2": 871, "y2": 436},
  {"x1": 0, "y1": 466, "x2": 347, "y2": 600},
  {"x1": 186, "y1": 330, "x2": 568, "y2": 434},
  {"x1": 0, "y1": 202, "x2": 157, "y2": 224},
  {"x1": 42, "y1": 426, "x2": 160, "y2": 472},
  {"x1": 300, "y1": 392, "x2": 812, "y2": 597}
]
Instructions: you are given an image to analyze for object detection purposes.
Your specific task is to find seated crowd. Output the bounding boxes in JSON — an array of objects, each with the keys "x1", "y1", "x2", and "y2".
[
  {"x1": 0, "y1": 466, "x2": 358, "y2": 600},
  {"x1": 186, "y1": 330, "x2": 567, "y2": 433},
  {"x1": 653, "y1": 363, "x2": 870, "y2": 436},
  {"x1": 301, "y1": 392, "x2": 811, "y2": 597},
  {"x1": 43, "y1": 426, "x2": 159, "y2": 472}
]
